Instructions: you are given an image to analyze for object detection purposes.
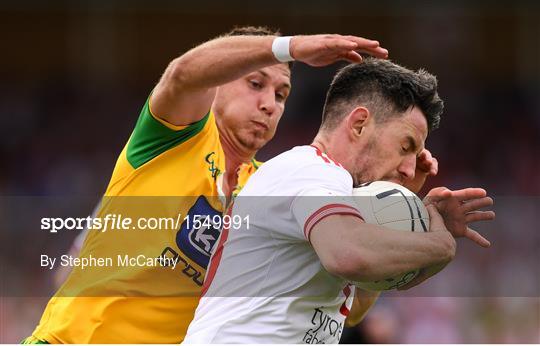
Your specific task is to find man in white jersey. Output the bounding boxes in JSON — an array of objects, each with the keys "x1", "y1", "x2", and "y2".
[{"x1": 184, "y1": 59, "x2": 495, "y2": 343}]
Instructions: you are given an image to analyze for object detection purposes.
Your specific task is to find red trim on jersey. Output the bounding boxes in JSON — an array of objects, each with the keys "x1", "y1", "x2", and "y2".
[
  {"x1": 201, "y1": 205, "x2": 233, "y2": 297},
  {"x1": 309, "y1": 145, "x2": 344, "y2": 168},
  {"x1": 339, "y1": 284, "x2": 352, "y2": 316},
  {"x1": 311, "y1": 145, "x2": 331, "y2": 163},
  {"x1": 303, "y1": 204, "x2": 363, "y2": 242}
]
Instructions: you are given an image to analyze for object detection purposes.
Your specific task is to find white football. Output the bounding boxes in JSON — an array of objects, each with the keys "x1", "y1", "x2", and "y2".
[{"x1": 351, "y1": 181, "x2": 429, "y2": 291}]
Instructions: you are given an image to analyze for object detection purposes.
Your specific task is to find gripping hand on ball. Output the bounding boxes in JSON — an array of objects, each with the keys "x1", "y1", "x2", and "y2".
[
  {"x1": 398, "y1": 204, "x2": 456, "y2": 290},
  {"x1": 424, "y1": 187, "x2": 495, "y2": 248}
]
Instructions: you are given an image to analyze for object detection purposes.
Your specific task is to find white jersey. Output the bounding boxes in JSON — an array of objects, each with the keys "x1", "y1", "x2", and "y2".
[{"x1": 183, "y1": 145, "x2": 364, "y2": 344}]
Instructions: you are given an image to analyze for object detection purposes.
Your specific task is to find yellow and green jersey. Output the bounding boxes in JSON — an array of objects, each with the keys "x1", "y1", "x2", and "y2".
[{"x1": 31, "y1": 96, "x2": 260, "y2": 343}]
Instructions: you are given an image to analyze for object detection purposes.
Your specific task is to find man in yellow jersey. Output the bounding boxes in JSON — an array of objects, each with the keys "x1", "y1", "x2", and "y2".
[{"x1": 26, "y1": 27, "x2": 389, "y2": 343}]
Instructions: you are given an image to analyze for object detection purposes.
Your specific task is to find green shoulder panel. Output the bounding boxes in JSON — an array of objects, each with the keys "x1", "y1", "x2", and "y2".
[
  {"x1": 126, "y1": 97, "x2": 209, "y2": 169},
  {"x1": 21, "y1": 336, "x2": 49, "y2": 344}
]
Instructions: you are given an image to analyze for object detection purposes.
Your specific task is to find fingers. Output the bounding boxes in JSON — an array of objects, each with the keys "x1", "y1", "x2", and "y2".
[
  {"x1": 424, "y1": 187, "x2": 451, "y2": 204},
  {"x1": 329, "y1": 35, "x2": 388, "y2": 59},
  {"x1": 464, "y1": 227, "x2": 491, "y2": 248},
  {"x1": 417, "y1": 149, "x2": 428, "y2": 161},
  {"x1": 427, "y1": 186, "x2": 450, "y2": 196},
  {"x1": 450, "y1": 188, "x2": 487, "y2": 201},
  {"x1": 343, "y1": 35, "x2": 380, "y2": 47},
  {"x1": 342, "y1": 35, "x2": 389, "y2": 58},
  {"x1": 461, "y1": 197, "x2": 494, "y2": 213},
  {"x1": 426, "y1": 187, "x2": 493, "y2": 208},
  {"x1": 293, "y1": 34, "x2": 389, "y2": 67},
  {"x1": 416, "y1": 149, "x2": 438, "y2": 176},
  {"x1": 329, "y1": 38, "x2": 386, "y2": 61},
  {"x1": 429, "y1": 157, "x2": 438, "y2": 176},
  {"x1": 328, "y1": 38, "x2": 359, "y2": 51},
  {"x1": 465, "y1": 211, "x2": 496, "y2": 223},
  {"x1": 342, "y1": 50, "x2": 363, "y2": 63},
  {"x1": 416, "y1": 149, "x2": 431, "y2": 171},
  {"x1": 355, "y1": 46, "x2": 389, "y2": 59}
]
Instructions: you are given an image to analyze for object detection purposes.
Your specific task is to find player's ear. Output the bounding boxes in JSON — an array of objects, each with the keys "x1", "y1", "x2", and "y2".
[{"x1": 347, "y1": 107, "x2": 370, "y2": 138}]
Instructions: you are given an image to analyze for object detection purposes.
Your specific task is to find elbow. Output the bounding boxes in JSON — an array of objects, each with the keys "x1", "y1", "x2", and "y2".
[
  {"x1": 321, "y1": 249, "x2": 376, "y2": 282},
  {"x1": 164, "y1": 58, "x2": 192, "y2": 89}
]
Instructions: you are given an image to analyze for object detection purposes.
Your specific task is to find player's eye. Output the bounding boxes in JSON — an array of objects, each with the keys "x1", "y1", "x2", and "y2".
[
  {"x1": 249, "y1": 80, "x2": 263, "y2": 89},
  {"x1": 275, "y1": 92, "x2": 285, "y2": 102}
]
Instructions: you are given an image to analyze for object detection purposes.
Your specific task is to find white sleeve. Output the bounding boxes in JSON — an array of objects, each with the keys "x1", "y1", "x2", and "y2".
[{"x1": 290, "y1": 163, "x2": 364, "y2": 242}]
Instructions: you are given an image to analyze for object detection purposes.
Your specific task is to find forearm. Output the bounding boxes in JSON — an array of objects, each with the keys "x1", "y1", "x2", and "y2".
[
  {"x1": 351, "y1": 222, "x2": 454, "y2": 281},
  {"x1": 344, "y1": 288, "x2": 380, "y2": 327},
  {"x1": 164, "y1": 35, "x2": 279, "y2": 91},
  {"x1": 151, "y1": 33, "x2": 387, "y2": 125},
  {"x1": 312, "y1": 215, "x2": 455, "y2": 282},
  {"x1": 151, "y1": 35, "x2": 281, "y2": 124}
]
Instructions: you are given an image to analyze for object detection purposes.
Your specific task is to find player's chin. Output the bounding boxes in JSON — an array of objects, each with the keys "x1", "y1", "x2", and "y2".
[
  {"x1": 239, "y1": 134, "x2": 268, "y2": 152},
  {"x1": 246, "y1": 131, "x2": 273, "y2": 150}
]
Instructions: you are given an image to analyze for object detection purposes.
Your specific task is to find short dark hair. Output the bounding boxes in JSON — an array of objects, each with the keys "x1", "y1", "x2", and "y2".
[
  {"x1": 321, "y1": 58, "x2": 443, "y2": 132},
  {"x1": 224, "y1": 25, "x2": 294, "y2": 70}
]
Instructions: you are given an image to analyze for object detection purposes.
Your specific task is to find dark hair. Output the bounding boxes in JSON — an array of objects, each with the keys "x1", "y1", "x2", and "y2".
[
  {"x1": 224, "y1": 25, "x2": 294, "y2": 70},
  {"x1": 321, "y1": 58, "x2": 443, "y2": 132}
]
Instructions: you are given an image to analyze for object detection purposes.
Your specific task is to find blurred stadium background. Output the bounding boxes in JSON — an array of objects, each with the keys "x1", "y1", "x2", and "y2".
[{"x1": 1, "y1": 0, "x2": 539, "y2": 343}]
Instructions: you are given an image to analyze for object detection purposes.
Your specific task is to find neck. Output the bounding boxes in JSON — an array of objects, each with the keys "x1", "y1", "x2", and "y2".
[
  {"x1": 219, "y1": 131, "x2": 254, "y2": 193},
  {"x1": 312, "y1": 131, "x2": 354, "y2": 174},
  {"x1": 311, "y1": 135, "x2": 329, "y2": 155}
]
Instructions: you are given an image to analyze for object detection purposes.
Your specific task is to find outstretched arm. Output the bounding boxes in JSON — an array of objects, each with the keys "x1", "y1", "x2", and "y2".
[{"x1": 151, "y1": 34, "x2": 388, "y2": 126}]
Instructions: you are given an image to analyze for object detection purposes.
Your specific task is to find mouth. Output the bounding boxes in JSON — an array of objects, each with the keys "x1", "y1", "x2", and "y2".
[{"x1": 251, "y1": 120, "x2": 269, "y2": 131}]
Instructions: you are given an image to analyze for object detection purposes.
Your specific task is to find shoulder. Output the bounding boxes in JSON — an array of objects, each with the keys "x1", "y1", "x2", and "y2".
[
  {"x1": 125, "y1": 94, "x2": 217, "y2": 169},
  {"x1": 274, "y1": 146, "x2": 351, "y2": 181},
  {"x1": 242, "y1": 146, "x2": 353, "y2": 196}
]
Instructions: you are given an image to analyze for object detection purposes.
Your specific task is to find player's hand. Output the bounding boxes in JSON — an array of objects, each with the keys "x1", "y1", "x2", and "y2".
[
  {"x1": 398, "y1": 204, "x2": 455, "y2": 290},
  {"x1": 403, "y1": 149, "x2": 438, "y2": 193},
  {"x1": 424, "y1": 187, "x2": 495, "y2": 248},
  {"x1": 289, "y1": 34, "x2": 389, "y2": 67}
]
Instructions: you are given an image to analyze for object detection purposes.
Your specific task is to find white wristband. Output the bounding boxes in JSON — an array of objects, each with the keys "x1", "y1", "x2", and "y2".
[{"x1": 272, "y1": 36, "x2": 294, "y2": 63}]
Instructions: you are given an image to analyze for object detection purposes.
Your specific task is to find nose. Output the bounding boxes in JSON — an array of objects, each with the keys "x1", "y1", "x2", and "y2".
[
  {"x1": 259, "y1": 89, "x2": 276, "y2": 116},
  {"x1": 398, "y1": 155, "x2": 416, "y2": 181}
]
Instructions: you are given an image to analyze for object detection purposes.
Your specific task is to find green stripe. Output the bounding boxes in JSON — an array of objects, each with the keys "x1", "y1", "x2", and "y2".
[
  {"x1": 126, "y1": 97, "x2": 209, "y2": 169},
  {"x1": 21, "y1": 337, "x2": 48, "y2": 344},
  {"x1": 251, "y1": 158, "x2": 260, "y2": 169}
]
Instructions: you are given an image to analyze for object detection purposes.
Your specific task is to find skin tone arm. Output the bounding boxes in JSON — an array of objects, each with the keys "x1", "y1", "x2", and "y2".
[
  {"x1": 344, "y1": 289, "x2": 380, "y2": 327},
  {"x1": 318, "y1": 205, "x2": 454, "y2": 328},
  {"x1": 310, "y1": 204, "x2": 455, "y2": 283},
  {"x1": 150, "y1": 34, "x2": 388, "y2": 126}
]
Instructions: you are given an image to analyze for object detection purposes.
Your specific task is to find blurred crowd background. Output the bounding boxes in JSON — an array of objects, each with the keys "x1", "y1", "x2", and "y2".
[{"x1": 1, "y1": 0, "x2": 539, "y2": 343}]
